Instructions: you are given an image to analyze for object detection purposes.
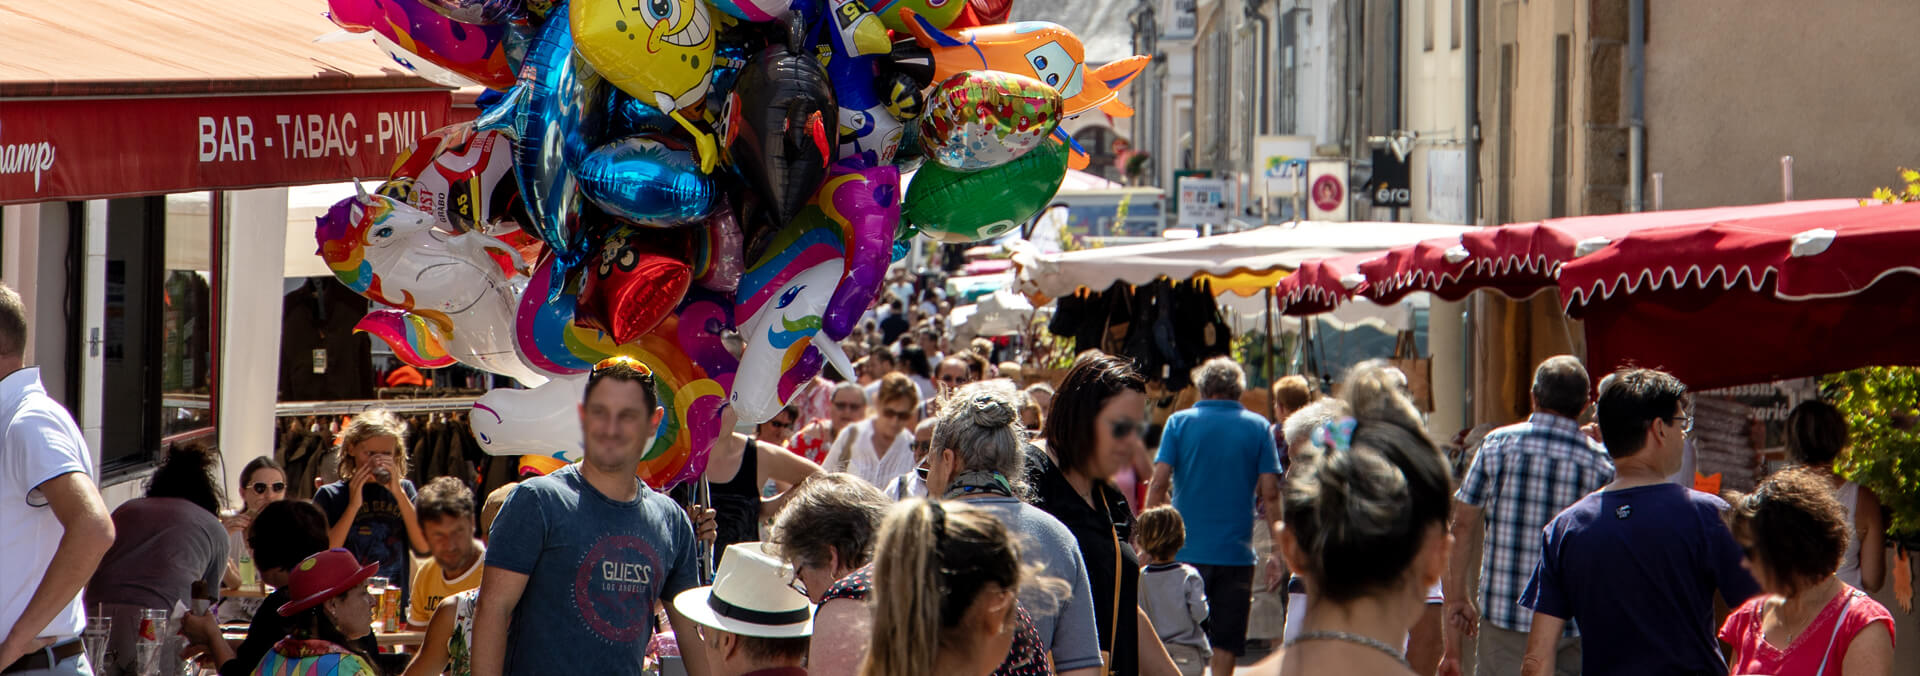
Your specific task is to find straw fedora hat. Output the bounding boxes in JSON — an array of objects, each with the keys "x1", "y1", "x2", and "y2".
[{"x1": 672, "y1": 542, "x2": 814, "y2": 639}]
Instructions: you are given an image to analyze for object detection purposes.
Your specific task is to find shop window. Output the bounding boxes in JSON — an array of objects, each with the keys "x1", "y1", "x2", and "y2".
[{"x1": 100, "y1": 194, "x2": 214, "y2": 477}]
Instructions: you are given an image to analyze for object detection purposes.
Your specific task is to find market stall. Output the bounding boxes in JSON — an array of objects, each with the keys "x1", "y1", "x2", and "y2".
[{"x1": 1011, "y1": 221, "x2": 1479, "y2": 299}]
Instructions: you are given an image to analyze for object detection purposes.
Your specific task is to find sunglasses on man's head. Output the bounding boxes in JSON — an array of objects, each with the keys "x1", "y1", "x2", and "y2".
[
  {"x1": 250, "y1": 482, "x2": 287, "y2": 495},
  {"x1": 591, "y1": 355, "x2": 654, "y2": 377}
]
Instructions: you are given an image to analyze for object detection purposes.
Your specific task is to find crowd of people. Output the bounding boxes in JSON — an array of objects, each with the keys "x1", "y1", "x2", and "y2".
[{"x1": 0, "y1": 267, "x2": 1903, "y2": 676}]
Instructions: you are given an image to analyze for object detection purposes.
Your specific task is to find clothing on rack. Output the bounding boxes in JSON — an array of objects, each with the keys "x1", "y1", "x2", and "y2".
[
  {"x1": 1048, "y1": 279, "x2": 1232, "y2": 389},
  {"x1": 280, "y1": 278, "x2": 376, "y2": 402}
]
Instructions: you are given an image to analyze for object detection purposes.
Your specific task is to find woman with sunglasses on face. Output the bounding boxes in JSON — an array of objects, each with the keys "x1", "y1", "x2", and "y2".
[
  {"x1": 221, "y1": 457, "x2": 289, "y2": 622},
  {"x1": 705, "y1": 406, "x2": 823, "y2": 563},
  {"x1": 821, "y1": 372, "x2": 921, "y2": 489},
  {"x1": 1027, "y1": 351, "x2": 1180, "y2": 676},
  {"x1": 791, "y1": 383, "x2": 869, "y2": 466}
]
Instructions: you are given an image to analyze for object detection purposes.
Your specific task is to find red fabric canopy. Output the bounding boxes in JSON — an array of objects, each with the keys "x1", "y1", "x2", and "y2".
[
  {"x1": 1560, "y1": 201, "x2": 1920, "y2": 389},
  {"x1": 1272, "y1": 199, "x2": 1861, "y2": 315}
]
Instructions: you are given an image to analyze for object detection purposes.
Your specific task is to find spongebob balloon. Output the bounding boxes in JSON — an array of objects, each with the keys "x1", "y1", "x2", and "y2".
[{"x1": 573, "y1": 0, "x2": 721, "y2": 173}]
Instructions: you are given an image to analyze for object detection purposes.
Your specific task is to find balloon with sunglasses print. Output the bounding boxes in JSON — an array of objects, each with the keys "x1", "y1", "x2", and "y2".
[
  {"x1": 573, "y1": 225, "x2": 695, "y2": 345},
  {"x1": 723, "y1": 40, "x2": 839, "y2": 227}
]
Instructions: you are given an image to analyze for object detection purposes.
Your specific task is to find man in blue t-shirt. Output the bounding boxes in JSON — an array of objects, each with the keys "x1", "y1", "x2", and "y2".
[
  {"x1": 470, "y1": 358, "x2": 715, "y2": 676},
  {"x1": 1517, "y1": 368, "x2": 1761, "y2": 676},
  {"x1": 1146, "y1": 357, "x2": 1283, "y2": 676}
]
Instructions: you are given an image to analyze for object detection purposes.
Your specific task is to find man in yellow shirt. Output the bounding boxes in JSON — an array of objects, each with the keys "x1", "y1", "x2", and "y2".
[{"x1": 408, "y1": 477, "x2": 485, "y2": 628}]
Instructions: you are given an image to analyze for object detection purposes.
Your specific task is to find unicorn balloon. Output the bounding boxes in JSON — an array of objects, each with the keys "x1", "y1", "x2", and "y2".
[{"x1": 316, "y1": 188, "x2": 548, "y2": 386}]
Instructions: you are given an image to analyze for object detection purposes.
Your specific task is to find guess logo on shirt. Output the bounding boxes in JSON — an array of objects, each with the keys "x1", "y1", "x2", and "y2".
[{"x1": 573, "y1": 535, "x2": 665, "y2": 643}]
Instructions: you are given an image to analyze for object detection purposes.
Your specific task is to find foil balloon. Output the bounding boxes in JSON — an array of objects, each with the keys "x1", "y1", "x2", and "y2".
[
  {"x1": 880, "y1": 71, "x2": 927, "y2": 123},
  {"x1": 576, "y1": 135, "x2": 717, "y2": 226},
  {"x1": 316, "y1": 190, "x2": 548, "y2": 385},
  {"x1": 723, "y1": 42, "x2": 838, "y2": 227},
  {"x1": 356, "y1": 310, "x2": 457, "y2": 368},
  {"x1": 326, "y1": 0, "x2": 516, "y2": 89},
  {"x1": 947, "y1": 0, "x2": 1011, "y2": 29},
  {"x1": 919, "y1": 70, "x2": 1062, "y2": 171},
  {"x1": 504, "y1": 276, "x2": 739, "y2": 489},
  {"x1": 371, "y1": 33, "x2": 481, "y2": 88},
  {"x1": 605, "y1": 93, "x2": 680, "y2": 138},
  {"x1": 732, "y1": 261, "x2": 848, "y2": 424},
  {"x1": 476, "y1": 3, "x2": 599, "y2": 287},
  {"x1": 802, "y1": 164, "x2": 901, "y2": 341},
  {"x1": 706, "y1": 0, "x2": 789, "y2": 22},
  {"x1": 904, "y1": 136, "x2": 1068, "y2": 243},
  {"x1": 378, "y1": 122, "x2": 523, "y2": 235},
  {"x1": 800, "y1": 0, "x2": 903, "y2": 166},
  {"x1": 415, "y1": 0, "x2": 524, "y2": 23},
  {"x1": 571, "y1": 0, "x2": 721, "y2": 172},
  {"x1": 471, "y1": 375, "x2": 588, "y2": 458},
  {"x1": 872, "y1": 0, "x2": 965, "y2": 34},
  {"x1": 696, "y1": 201, "x2": 746, "y2": 292},
  {"x1": 901, "y1": 10, "x2": 1148, "y2": 119},
  {"x1": 574, "y1": 226, "x2": 695, "y2": 345}
]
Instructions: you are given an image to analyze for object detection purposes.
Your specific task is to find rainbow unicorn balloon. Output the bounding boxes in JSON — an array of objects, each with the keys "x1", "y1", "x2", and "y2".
[
  {"x1": 316, "y1": 189, "x2": 548, "y2": 386},
  {"x1": 730, "y1": 216, "x2": 858, "y2": 424},
  {"x1": 494, "y1": 265, "x2": 737, "y2": 489}
]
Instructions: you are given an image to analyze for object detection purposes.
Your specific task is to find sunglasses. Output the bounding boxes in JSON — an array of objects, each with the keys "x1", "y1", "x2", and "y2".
[
  {"x1": 911, "y1": 440, "x2": 932, "y2": 455},
  {"x1": 250, "y1": 482, "x2": 287, "y2": 495},
  {"x1": 766, "y1": 419, "x2": 794, "y2": 431},
  {"x1": 880, "y1": 407, "x2": 914, "y2": 421},
  {"x1": 787, "y1": 567, "x2": 809, "y2": 598},
  {"x1": 832, "y1": 401, "x2": 866, "y2": 412},
  {"x1": 1109, "y1": 419, "x2": 1149, "y2": 440}
]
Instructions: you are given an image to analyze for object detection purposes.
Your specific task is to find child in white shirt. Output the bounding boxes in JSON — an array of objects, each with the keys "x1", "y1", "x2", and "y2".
[{"x1": 1135, "y1": 505, "x2": 1212, "y2": 676}]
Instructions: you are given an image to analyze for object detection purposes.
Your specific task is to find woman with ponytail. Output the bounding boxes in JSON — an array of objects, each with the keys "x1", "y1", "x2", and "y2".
[
  {"x1": 1254, "y1": 362, "x2": 1455, "y2": 676},
  {"x1": 862, "y1": 499, "x2": 1040, "y2": 676}
]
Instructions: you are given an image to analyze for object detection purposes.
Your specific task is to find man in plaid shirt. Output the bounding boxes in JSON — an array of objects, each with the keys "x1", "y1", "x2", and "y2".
[{"x1": 1438, "y1": 356, "x2": 1613, "y2": 676}]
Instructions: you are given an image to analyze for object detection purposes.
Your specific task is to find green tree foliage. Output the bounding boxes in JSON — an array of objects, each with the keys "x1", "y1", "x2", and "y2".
[{"x1": 1824, "y1": 367, "x2": 1920, "y2": 538}]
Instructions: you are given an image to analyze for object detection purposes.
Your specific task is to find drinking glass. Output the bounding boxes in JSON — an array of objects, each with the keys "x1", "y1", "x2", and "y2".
[
  {"x1": 81, "y1": 615, "x2": 110, "y2": 670},
  {"x1": 366, "y1": 577, "x2": 389, "y2": 632}
]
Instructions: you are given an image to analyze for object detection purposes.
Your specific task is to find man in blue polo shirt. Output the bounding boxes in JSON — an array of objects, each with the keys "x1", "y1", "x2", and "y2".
[{"x1": 1147, "y1": 357, "x2": 1283, "y2": 676}]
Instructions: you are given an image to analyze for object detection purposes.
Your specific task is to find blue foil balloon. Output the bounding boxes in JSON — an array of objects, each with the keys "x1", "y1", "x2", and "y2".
[
  {"x1": 476, "y1": 0, "x2": 600, "y2": 295},
  {"x1": 578, "y1": 136, "x2": 717, "y2": 227}
]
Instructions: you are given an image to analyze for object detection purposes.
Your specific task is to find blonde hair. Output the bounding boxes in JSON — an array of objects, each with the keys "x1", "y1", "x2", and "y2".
[
  {"x1": 336, "y1": 409, "x2": 410, "y2": 477},
  {"x1": 861, "y1": 500, "x2": 1023, "y2": 676}
]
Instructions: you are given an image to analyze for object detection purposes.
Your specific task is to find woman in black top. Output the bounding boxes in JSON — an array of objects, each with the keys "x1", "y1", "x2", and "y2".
[
  {"x1": 704, "y1": 407, "x2": 824, "y2": 562},
  {"x1": 1029, "y1": 350, "x2": 1177, "y2": 675}
]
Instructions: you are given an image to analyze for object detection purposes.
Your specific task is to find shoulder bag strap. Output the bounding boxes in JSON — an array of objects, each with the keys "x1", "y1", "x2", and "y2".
[
  {"x1": 1099, "y1": 488, "x2": 1122, "y2": 676},
  {"x1": 1814, "y1": 590, "x2": 1861, "y2": 676}
]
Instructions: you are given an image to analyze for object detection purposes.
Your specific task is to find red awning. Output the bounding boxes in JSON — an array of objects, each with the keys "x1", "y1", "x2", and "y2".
[
  {"x1": 1560, "y1": 202, "x2": 1920, "y2": 389},
  {"x1": 1273, "y1": 199, "x2": 1863, "y2": 315}
]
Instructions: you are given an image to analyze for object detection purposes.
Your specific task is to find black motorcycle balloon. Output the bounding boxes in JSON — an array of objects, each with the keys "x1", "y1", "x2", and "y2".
[{"x1": 722, "y1": 44, "x2": 839, "y2": 228}]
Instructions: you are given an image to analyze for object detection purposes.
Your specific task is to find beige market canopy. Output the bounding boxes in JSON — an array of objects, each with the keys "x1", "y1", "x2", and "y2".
[{"x1": 1009, "y1": 221, "x2": 1480, "y2": 300}]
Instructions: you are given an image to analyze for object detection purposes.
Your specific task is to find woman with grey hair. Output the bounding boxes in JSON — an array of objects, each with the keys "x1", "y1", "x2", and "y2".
[{"x1": 926, "y1": 382, "x2": 1106, "y2": 676}]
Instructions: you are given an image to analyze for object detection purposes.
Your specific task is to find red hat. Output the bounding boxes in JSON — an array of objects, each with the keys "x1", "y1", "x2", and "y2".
[{"x1": 277, "y1": 548, "x2": 379, "y2": 616}]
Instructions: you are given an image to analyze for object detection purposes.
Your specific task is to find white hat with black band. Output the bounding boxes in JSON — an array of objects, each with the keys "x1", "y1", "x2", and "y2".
[{"x1": 672, "y1": 542, "x2": 815, "y2": 639}]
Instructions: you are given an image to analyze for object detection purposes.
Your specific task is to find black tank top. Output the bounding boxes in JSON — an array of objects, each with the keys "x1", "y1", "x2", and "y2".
[{"x1": 709, "y1": 436, "x2": 762, "y2": 562}]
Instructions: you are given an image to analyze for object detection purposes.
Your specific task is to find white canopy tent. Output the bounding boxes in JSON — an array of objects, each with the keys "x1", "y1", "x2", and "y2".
[
  {"x1": 1009, "y1": 221, "x2": 1479, "y2": 300},
  {"x1": 166, "y1": 182, "x2": 363, "y2": 279}
]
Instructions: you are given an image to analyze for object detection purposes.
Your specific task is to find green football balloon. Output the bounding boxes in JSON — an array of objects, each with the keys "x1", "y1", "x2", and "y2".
[{"x1": 904, "y1": 138, "x2": 1070, "y2": 244}]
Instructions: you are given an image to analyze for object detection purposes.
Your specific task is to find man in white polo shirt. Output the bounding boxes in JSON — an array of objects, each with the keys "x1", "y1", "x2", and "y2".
[{"x1": 0, "y1": 283, "x2": 116, "y2": 675}]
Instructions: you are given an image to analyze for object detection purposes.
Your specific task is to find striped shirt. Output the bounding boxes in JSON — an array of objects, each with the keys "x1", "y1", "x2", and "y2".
[{"x1": 1456, "y1": 412, "x2": 1614, "y2": 634}]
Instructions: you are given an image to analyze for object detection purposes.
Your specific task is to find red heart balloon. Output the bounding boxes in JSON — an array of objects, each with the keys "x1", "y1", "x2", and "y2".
[{"x1": 574, "y1": 227, "x2": 694, "y2": 345}]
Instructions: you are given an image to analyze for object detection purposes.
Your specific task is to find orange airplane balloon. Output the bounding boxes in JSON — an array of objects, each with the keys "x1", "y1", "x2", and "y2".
[{"x1": 900, "y1": 9, "x2": 1149, "y2": 119}]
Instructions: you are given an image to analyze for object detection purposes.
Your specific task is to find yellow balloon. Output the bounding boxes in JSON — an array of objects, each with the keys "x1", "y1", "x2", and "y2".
[{"x1": 572, "y1": 0, "x2": 716, "y2": 113}]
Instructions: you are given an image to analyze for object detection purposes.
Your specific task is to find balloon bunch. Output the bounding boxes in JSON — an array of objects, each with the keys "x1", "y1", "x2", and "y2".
[{"x1": 314, "y1": 0, "x2": 1147, "y2": 489}]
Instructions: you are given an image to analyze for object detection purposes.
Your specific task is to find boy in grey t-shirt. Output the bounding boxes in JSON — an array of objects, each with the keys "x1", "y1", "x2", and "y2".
[{"x1": 1135, "y1": 506, "x2": 1212, "y2": 676}]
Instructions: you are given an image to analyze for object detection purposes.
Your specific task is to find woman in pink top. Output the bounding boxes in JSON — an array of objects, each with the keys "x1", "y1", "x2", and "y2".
[{"x1": 1719, "y1": 468, "x2": 1894, "y2": 676}]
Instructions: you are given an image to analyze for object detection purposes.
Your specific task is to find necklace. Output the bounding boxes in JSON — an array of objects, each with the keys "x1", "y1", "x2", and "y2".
[{"x1": 1286, "y1": 631, "x2": 1410, "y2": 669}]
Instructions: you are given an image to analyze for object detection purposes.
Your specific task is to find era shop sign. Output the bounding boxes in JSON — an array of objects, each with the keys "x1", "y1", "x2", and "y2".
[{"x1": 0, "y1": 90, "x2": 451, "y2": 205}]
